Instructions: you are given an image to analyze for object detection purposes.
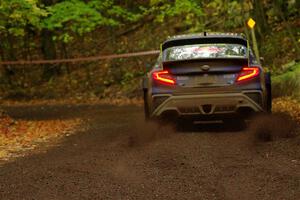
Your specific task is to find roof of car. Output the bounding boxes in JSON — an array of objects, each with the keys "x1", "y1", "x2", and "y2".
[
  {"x1": 162, "y1": 32, "x2": 248, "y2": 50},
  {"x1": 165, "y1": 32, "x2": 246, "y2": 41}
]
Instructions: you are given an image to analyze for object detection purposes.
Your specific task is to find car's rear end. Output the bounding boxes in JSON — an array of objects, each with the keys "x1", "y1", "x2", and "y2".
[{"x1": 144, "y1": 34, "x2": 270, "y2": 122}]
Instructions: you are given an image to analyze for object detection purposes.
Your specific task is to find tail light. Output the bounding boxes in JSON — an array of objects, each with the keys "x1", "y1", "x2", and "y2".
[
  {"x1": 236, "y1": 67, "x2": 260, "y2": 82},
  {"x1": 152, "y1": 70, "x2": 176, "y2": 85}
]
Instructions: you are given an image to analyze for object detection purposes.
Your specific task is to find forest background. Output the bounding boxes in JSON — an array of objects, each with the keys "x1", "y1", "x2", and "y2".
[{"x1": 0, "y1": 0, "x2": 299, "y2": 100}]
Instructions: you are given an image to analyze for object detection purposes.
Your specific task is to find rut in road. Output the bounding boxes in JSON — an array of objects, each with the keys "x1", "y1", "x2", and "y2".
[{"x1": 0, "y1": 105, "x2": 299, "y2": 200}]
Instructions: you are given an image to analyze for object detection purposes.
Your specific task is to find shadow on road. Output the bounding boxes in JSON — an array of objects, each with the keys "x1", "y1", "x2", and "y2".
[
  {"x1": 175, "y1": 121, "x2": 246, "y2": 133},
  {"x1": 1, "y1": 104, "x2": 117, "y2": 120}
]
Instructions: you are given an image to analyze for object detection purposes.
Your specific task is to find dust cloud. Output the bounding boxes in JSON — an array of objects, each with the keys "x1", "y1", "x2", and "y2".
[
  {"x1": 127, "y1": 119, "x2": 176, "y2": 148},
  {"x1": 126, "y1": 113, "x2": 299, "y2": 147},
  {"x1": 248, "y1": 113, "x2": 298, "y2": 142}
]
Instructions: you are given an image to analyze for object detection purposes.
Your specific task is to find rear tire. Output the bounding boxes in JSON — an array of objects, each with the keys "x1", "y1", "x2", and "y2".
[
  {"x1": 265, "y1": 72, "x2": 272, "y2": 113},
  {"x1": 143, "y1": 90, "x2": 150, "y2": 121}
]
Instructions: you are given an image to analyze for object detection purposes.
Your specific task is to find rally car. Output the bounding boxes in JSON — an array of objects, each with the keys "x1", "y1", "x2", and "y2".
[{"x1": 142, "y1": 33, "x2": 272, "y2": 124}]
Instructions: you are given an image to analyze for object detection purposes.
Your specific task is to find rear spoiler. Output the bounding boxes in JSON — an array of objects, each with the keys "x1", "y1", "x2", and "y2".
[
  {"x1": 162, "y1": 57, "x2": 248, "y2": 69},
  {"x1": 162, "y1": 37, "x2": 248, "y2": 51}
]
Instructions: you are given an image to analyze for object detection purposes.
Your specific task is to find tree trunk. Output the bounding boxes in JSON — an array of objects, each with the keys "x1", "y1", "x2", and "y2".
[
  {"x1": 253, "y1": 0, "x2": 268, "y2": 37},
  {"x1": 0, "y1": 35, "x2": 17, "y2": 85},
  {"x1": 41, "y1": 0, "x2": 59, "y2": 81},
  {"x1": 41, "y1": 29, "x2": 59, "y2": 80},
  {"x1": 273, "y1": 1, "x2": 300, "y2": 56}
]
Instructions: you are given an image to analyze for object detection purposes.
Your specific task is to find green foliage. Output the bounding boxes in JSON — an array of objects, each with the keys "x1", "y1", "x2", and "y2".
[
  {"x1": 121, "y1": 70, "x2": 144, "y2": 86},
  {"x1": 43, "y1": 0, "x2": 119, "y2": 31},
  {"x1": 43, "y1": 0, "x2": 105, "y2": 42},
  {"x1": 146, "y1": 0, "x2": 203, "y2": 24},
  {"x1": 88, "y1": 0, "x2": 142, "y2": 23},
  {"x1": 272, "y1": 62, "x2": 300, "y2": 98},
  {"x1": 0, "y1": 0, "x2": 141, "y2": 42},
  {"x1": 43, "y1": 0, "x2": 141, "y2": 42},
  {"x1": 0, "y1": 0, "x2": 47, "y2": 36}
]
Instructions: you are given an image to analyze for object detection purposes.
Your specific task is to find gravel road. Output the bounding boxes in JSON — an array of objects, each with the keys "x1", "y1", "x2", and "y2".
[{"x1": 0, "y1": 105, "x2": 299, "y2": 200}]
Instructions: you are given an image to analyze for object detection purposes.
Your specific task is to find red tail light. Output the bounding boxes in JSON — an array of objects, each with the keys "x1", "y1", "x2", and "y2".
[
  {"x1": 152, "y1": 70, "x2": 176, "y2": 85},
  {"x1": 237, "y1": 67, "x2": 260, "y2": 82}
]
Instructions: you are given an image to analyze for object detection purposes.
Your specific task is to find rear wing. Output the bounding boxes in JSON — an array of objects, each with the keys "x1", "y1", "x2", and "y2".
[
  {"x1": 162, "y1": 37, "x2": 248, "y2": 51},
  {"x1": 161, "y1": 36, "x2": 254, "y2": 66}
]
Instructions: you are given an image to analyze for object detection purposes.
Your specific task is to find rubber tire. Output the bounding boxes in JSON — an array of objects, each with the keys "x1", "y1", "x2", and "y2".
[
  {"x1": 143, "y1": 90, "x2": 150, "y2": 121},
  {"x1": 266, "y1": 83, "x2": 272, "y2": 113},
  {"x1": 265, "y1": 72, "x2": 272, "y2": 113}
]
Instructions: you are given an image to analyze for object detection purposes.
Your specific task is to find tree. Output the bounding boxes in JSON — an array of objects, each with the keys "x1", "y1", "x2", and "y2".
[{"x1": 0, "y1": 0, "x2": 47, "y2": 83}]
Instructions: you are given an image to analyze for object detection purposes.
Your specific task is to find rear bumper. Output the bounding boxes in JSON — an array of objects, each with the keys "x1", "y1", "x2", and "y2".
[{"x1": 151, "y1": 91, "x2": 264, "y2": 118}]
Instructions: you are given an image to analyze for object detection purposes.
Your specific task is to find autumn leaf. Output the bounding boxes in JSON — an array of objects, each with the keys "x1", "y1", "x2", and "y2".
[{"x1": 0, "y1": 115, "x2": 82, "y2": 162}]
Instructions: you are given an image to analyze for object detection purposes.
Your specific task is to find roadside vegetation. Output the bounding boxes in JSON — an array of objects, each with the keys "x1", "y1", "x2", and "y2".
[
  {"x1": 272, "y1": 61, "x2": 300, "y2": 98},
  {"x1": 273, "y1": 97, "x2": 300, "y2": 123},
  {"x1": 0, "y1": 112, "x2": 81, "y2": 162}
]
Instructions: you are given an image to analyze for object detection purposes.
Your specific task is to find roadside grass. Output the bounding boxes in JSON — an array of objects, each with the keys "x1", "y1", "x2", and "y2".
[{"x1": 272, "y1": 61, "x2": 300, "y2": 98}]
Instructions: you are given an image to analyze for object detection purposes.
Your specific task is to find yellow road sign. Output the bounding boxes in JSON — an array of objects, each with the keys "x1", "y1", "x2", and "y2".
[{"x1": 247, "y1": 18, "x2": 256, "y2": 29}]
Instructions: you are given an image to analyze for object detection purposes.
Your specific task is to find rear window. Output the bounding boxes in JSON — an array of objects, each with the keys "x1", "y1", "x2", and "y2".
[{"x1": 164, "y1": 43, "x2": 247, "y2": 61}]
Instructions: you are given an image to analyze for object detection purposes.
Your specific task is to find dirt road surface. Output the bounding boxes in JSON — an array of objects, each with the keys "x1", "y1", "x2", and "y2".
[{"x1": 0, "y1": 105, "x2": 299, "y2": 200}]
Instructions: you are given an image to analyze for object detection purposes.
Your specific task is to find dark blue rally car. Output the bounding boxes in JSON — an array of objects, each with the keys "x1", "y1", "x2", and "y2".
[{"x1": 142, "y1": 33, "x2": 272, "y2": 124}]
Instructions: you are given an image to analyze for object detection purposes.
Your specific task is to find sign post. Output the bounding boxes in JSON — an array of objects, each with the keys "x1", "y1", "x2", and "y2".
[{"x1": 247, "y1": 18, "x2": 261, "y2": 65}]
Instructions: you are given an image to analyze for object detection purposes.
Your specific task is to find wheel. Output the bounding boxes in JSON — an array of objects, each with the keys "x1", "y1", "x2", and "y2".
[
  {"x1": 265, "y1": 72, "x2": 272, "y2": 113},
  {"x1": 266, "y1": 84, "x2": 272, "y2": 113},
  {"x1": 143, "y1": 90, "x2": 150, "y2": 120}
]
